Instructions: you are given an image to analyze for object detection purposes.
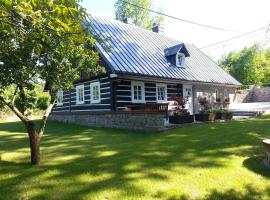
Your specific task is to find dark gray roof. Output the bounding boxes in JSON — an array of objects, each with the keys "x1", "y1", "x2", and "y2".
[
  {"x1": 86, "y1": 15, "x2": 241, "y2": 86},
  {"x1": 164, "y1": 44, "x2": 190, "y2": 57}
]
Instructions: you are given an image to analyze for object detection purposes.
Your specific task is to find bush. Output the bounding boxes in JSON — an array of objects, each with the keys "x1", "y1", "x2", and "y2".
[{"x1": 36, "y1": 95, "x2": 50, "y2": 110}]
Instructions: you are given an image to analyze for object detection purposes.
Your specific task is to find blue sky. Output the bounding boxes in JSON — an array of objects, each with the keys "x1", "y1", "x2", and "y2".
[{"x1": 81, "y1": 0, "x2": 270, "y2": 60}]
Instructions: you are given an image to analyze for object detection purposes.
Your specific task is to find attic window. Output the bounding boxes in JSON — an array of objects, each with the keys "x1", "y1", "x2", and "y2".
[{"x1": 176, "y1": 53, "x2": 185, "y2": 67}]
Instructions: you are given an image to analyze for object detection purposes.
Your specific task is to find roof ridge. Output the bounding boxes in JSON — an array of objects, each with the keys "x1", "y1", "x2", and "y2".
[{"x1": 86, "y1": 13, "x2": 187, "y2": 45}]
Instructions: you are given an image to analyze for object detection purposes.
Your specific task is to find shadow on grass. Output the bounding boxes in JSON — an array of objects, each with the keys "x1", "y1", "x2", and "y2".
[
  {"x1": 152, "y1": 184, "x2": 270, "y2": 200},
  {"x1": 243, "y1": 156, "x2": 270, "y2": 178},
  {"x1": 203, "y1": 184, "x2": 270, "y2": 200},
  {"x1": 0, "y1": 116, "x2": 270, "y2": 199}
]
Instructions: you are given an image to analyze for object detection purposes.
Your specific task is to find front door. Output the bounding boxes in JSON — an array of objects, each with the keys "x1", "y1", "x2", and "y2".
[{"x1": 183, "y1": 85, "x2": 193, "y2": 114}]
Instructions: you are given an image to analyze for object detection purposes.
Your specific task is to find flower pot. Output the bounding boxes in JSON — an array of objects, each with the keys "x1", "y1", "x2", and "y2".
[
  {"x1": 195, "y1": 113, "x2": 210, "y2": 121},
  {"x1": 208, "y1": 113, "x2": 216, "y2": 121},
  {"x1": 169, "y1": 115, "x2": 194, "y2": 124},
  {"x1": 226, "y1": 113, "x2": 233, "y2": 120},
  {"x1": 215, "y1": 113, "x2": 222, "y2": 120},
  {"x1": 221, "y1": 113, "x2": 233, "y2": 120},
  {"x1": 221, "y1": 113, "x2": 227, "y2": 120}
]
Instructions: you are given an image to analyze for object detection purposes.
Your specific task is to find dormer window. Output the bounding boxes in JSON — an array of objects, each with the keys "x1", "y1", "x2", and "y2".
[
  {"x1": 164, "y1": 43, "x2": 189, "y2": 68},
  {"x1": 176, "y1": 53, "x2": 185, "y2": 67}
]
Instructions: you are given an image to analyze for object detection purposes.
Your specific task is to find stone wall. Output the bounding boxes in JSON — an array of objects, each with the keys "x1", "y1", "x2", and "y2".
[
  {"x1": 232, "y1": 86, "x2": 270, "y2": 103},
  {"x1": 193, "y1": 84, "x2": 237, "y2": 113},
  {"x1": 243, "y1": 86, "x2": 270, "y2": 102},
  {"x1": 49, "y1": 111, "x2": 166, "y2": 132}
]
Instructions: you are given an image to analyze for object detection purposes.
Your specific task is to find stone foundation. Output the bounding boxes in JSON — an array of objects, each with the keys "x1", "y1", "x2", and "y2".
[{"x1": 49, "y1": 111, "x2": 166, "y2": 132}]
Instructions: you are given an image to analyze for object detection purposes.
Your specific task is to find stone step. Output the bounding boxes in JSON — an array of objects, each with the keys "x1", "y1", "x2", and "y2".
[{"x1": 231, "y1": 111, "x2": 261, "y2": 116}]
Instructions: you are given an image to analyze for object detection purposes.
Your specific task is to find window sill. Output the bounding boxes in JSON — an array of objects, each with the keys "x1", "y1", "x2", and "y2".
[
  {"x1": 132, "y1": 100, "x2": 146, "y2": 104},
  {"x1": 91, "y1": 101, "x2": 101, "y2": 104},
  {"x1": 157, "y1": 100, "x2": 167, "y2": 103}
]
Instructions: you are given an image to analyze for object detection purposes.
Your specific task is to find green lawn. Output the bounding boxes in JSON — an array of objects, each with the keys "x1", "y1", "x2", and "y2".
[{"x1": 0, "y1": 116, "x2": 270, "y2": 200}]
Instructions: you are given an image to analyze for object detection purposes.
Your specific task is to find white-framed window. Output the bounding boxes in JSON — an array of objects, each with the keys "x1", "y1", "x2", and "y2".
[
  {"x1": 156, "y1": 83, "x2": 167, "y2": 102},
  {"x1": 56, "y1": 89, "x2": 63, "y2": 106},
  {"x1": 215, "y1": 88, "x2": 220, "y2": 101},
  {"x1": 76, "y1": 85, "x2": 84, "y2": 104},
  {"x1": 131, "y1": 81, "x2": 145, "y2": 103},
  {"x1": 91, "y1": 82, "x2": 100, "y2": 104},
  {"x1": 224, "y1": 89, "x2": 228, "y2": 98},
  {"x1": 176, "y1": 52, "x2": 185, "y2": 67}
]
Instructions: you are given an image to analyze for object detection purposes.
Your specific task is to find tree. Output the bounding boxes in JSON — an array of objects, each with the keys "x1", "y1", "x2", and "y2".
[
  {"x1": 114, "y1": 0, "x2": 164, "y2": 30},
  {"x1": 219, "y1": 44, "x2": 270, "y2": 85},
  {"x1": 0, "y1": 0, "x2": 102, "y2": 165}
]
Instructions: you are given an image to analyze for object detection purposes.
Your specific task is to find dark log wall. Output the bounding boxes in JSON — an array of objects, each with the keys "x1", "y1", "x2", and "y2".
[
  {"x1": 52, "y1": 77, "x2": 111, "y2": 112},
  {"x1": 115, "y1": 79, "x2": 182, "y2": 110},
  {"x1": 52, "y1": 77, "x2": 183, "y2": 112}
]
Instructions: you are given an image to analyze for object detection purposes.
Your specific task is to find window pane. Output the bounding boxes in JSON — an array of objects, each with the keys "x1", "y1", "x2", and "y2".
[
  {"x1": 157, "y1": 86, "x2": 165, "y2": 100},
  {"x1": 134, "y1": 85, "x2": 137, "y2": 100},
  {"x1": 132, "y1": 83, "x2": 144, "y2": 101}
]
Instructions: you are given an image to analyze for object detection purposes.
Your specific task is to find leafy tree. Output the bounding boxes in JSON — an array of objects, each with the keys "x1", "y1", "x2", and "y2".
[
  {"x1": 0, "y1": 0, "x2": 101, "y2": 165},
  {"x1": 219, "y1": 44, "x2": 270, "y2": 85},
  {"x1": 114, "y1": 0, "x2": 164, "y2": 30}
]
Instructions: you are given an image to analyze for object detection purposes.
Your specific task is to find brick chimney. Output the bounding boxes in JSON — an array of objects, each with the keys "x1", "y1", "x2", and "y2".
[{"x1": 152, "y1": 22, "x2": 164, "y2": 34}]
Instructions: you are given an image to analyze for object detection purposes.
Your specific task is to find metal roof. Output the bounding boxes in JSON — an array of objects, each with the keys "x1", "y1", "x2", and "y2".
[
  {"x1": 164, "y1": 44, "x2": 190, "y2": 57},
  {"x1": 85, "y1": 15, "x2": 241, "y2": 86}
]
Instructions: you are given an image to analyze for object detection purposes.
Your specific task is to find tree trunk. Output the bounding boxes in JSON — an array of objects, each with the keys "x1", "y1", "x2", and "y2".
[{"x1": 26, "y1": 122, "x2": 40, "y2": 165}]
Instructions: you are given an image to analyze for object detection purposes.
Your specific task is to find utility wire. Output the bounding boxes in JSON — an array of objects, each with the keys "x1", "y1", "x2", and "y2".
[
  {"x1": 122, "y1": 0, "x2": 242, "y2": 33},
  {"x1": 200, "y1": 28, "x2": 266, "y2": 49},
  {"x1": 203, "y1": 31, "x2": 266, "y2": 51}
]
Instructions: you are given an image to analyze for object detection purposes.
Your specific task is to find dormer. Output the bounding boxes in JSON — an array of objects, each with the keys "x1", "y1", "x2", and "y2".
[{"x1": 164, "y1": 43, "x2": 190, "y2": 68}]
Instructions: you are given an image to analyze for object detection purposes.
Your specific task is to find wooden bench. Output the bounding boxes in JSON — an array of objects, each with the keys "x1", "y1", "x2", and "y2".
[
  {"x1": 125, "y1": 103, "x2": 168, "y2": 111},
  {"x1": 125, "y1": 103, "x2": 169, "y2": 118}
]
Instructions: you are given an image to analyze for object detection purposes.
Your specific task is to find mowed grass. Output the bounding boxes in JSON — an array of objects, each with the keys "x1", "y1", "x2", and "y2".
[{"x1": 1, "y1": 116, "x2": 270, "y2": 200}]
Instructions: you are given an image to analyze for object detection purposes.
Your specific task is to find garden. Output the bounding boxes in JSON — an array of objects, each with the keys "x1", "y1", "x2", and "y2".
[{"x1": 169, "y1": 95, "x2": 233, "y2": 124}]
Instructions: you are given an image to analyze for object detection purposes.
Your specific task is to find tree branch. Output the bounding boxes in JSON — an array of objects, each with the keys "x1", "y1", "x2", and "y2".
[
  {"x1": 12, "y1": 86, "x2": 18, "y2": 105},
  {"x1": 38, "y1": 91, "x2": 56, "y2": 138},
  {"x1": 0, "y1": 95, "x2": 29, "y2": 124},
  {"x1": 18, "y1": 85, "x2": 27, "y2": 115}
]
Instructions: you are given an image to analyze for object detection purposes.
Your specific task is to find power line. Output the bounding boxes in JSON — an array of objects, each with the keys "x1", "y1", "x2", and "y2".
[
  {"x1": 200, "y1": 28, "x2": 266, "y2": 49},
  {"x1": 122, "y1": 0, "x2": 242, "y2": 33},
  {"x1": 203, "y1": 31, "x2": 266, "y2": 51}
]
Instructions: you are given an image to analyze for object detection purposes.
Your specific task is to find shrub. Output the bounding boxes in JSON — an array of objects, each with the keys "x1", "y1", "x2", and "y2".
[{"x1": 36, "y1": 94, "x2": 50, "y2": 110}]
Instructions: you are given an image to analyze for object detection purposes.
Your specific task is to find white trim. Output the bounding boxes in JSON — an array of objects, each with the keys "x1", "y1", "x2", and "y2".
[
  {"x1": 116, "y1": 95, "x2": 131, "y2": 98},
  {"x1": 183, "y1": 84, "x2": 193, "y2": 114},
  {"x1": 53, "y1": 104, "x2": 111, "y2": 109},
  {"x1": 101, "y1": 87, "x2": 110, "y2": 90},
  {"x1": 117, "y1": 74, "x2": 241, "y2": 88},
  {"x1": 131, "y1": 81, "x2": 145, "y2": 103},
  {"x1": 101, "y1": 92, "x2": 111, "y2": 95},
  {"x1": 56, "y1": 89, "x2": 63, "y2": 106},
  {"x1": 116, "y1": 90, "x2": 131, "y2": 92},
  {"x1": 101, "y1": 97, "x2": 110, "y2": 100},
  {"x1": 100, "y1": 82, "x2": 110, "y2": 86},
  {"x1": 76, "y1": 85, "x2": 84, "y2": 104},
  {"x1": 90, "y1": 82, "x2": 101, "y2": 104},
  {"x1": 176, "y1": 52, "x2": 185, "y2": 68},
  {"x1": 53, "y1": 109, "x2": 111, "y2": 112},
  {"x1": 215, "y1": 88, "x2": 220, "y2": 100},
  {"x1": 224, "y1": 89, "x2": 228, "y2": 98},
  {"x1": 117, "y1": 85, "x2": 131, "y2": 87},
  {"x1": 156, "y1": 83, "x2": 167, "y2": 103},
  {"x1": 70, "y1": 109, "x2": 111, "y2": 112}
]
